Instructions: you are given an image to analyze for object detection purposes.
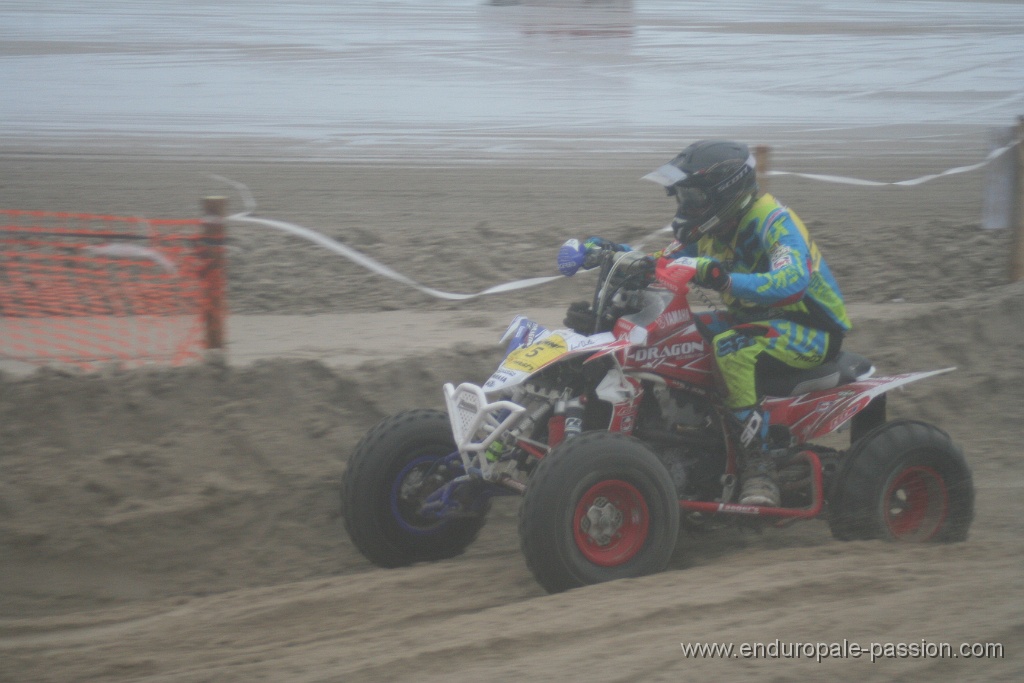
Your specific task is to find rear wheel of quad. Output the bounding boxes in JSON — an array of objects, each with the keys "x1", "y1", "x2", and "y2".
[
  {"x1": 519, "y1": 432, "x2": 680, "y2": 593},
  {"x1": 341, "y1": 409, "x2": 488, "y2": 568},
  {"x1": 828, "y1": 419, "x2": 973, "y2": 542}
]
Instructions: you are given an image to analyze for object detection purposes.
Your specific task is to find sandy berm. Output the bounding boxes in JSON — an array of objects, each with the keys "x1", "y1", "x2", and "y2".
[{"x1": 1, "y1": 138, "x2": 1022, "y2": 681}]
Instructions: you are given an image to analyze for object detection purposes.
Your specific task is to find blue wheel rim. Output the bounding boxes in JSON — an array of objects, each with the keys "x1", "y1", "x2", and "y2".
[{"x1": 389, "y1": 454, "x2": 453, "y2": 535}]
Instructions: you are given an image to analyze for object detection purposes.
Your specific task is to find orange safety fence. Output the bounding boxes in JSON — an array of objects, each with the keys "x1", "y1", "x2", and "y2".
[{"x1": 0, "y1": 209, "x2": 222, "y2": 369}]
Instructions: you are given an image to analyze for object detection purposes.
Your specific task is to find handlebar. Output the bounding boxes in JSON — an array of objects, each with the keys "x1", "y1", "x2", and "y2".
[{"x1": 589, "y1": 249, "x2": 655, "y2": 335}]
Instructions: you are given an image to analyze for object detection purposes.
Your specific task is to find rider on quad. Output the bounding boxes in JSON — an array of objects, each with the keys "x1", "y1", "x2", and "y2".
[{"x1": 564, "y1": 140, "x2": 852, "y2": 508}]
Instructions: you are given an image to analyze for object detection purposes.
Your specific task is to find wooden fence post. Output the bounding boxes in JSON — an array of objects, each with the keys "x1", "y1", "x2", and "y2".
[
  {"x1": 1012, "y1": 117, "x2": 1024, "y2": 282},
  {"x1": 202, "y1": 196, "x2": 228, "y2": 350},
  {"x1": 753, "y1": 144, "x2": 771, "y2": 194}
]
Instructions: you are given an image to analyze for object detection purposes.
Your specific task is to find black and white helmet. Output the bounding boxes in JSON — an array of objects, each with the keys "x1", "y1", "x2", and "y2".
[{"x1": 643, "y1": 140, "x2": 758, "y2": 246}]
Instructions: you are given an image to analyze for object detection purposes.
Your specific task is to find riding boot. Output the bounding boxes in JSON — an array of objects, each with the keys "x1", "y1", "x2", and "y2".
[{"x1": 731, "y1": 407, "x2": 781, "y2": 508}]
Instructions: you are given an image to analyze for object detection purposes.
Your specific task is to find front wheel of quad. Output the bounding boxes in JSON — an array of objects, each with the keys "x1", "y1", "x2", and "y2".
[
  {"x1": 519, "y1": 432, "x2": 680, "y2": 593},
  {"x1": 828, "y1": 420, "x2": 974, "y2": 543},
  {"x1": 341, "y1": 409, "x2": 488, "y2": 568}
]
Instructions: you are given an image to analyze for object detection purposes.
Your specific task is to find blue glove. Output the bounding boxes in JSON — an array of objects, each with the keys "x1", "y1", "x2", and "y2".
[
  {"x1": 694, "y1": 257, "x2": 730, "y2": 291},
  {"x1": 557, "y1": 236, "x2": 629, "y2": 276},
  {"x1": 557, "y1": 239, "x2": 587, "y2": 276}
]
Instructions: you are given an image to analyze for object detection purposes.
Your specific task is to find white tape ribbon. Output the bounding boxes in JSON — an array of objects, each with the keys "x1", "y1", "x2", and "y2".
[
  {"x1": 84, "y1": 243, "x2": 178, "y2": 274},
  {"x1": 213, "y1": 139, "x2": 1019, "y2": 301},
  {"x1": 765, "y1": 141, "x2": 1018, "y2": 187},
  {"x1": 227, "y1": 212, "x2": 562, "y2": 301}
]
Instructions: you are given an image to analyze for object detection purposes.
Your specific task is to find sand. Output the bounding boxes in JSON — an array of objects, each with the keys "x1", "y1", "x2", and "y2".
[{"x1": 1, "y1": 133, "x2": 1023, "y2": 682}]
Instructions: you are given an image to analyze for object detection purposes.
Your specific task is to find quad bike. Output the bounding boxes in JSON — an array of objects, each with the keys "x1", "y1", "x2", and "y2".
[{"x1": 341, "y1": 246, "x2": 974, "y2": 593}]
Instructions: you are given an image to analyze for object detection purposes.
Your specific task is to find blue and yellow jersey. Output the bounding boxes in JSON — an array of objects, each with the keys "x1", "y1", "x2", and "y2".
[{"x1": 665, "y1": 194, "x2": 851, "y2": 333}]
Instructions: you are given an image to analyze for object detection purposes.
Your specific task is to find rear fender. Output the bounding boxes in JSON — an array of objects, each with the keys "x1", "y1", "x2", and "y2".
[{"x1": 764, "y1": 368, "x2": 955, "y2": 443}]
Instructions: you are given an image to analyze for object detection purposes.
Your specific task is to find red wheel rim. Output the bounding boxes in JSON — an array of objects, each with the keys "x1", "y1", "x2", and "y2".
[
  {"x1": 572, "y1": 479, "x2": 650, "y2": 567},
  {"x1": 883, "y1": 466, "x2": 948, "y2": 541}
]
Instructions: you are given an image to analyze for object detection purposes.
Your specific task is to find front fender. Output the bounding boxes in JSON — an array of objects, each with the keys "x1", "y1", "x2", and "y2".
[{"x1": 483, "y1": 318, "x2": 620, "y2": 394}]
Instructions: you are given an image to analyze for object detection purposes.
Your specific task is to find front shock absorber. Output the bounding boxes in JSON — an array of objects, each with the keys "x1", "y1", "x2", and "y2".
[{"x1": 548, "y1": 395, "x2": 585, "y2": 447}]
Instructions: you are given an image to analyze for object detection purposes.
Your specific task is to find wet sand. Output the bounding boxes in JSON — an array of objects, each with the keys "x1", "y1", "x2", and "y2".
[{"x1": 2, "y1": 132, "x2": 1024, "y2": 682}]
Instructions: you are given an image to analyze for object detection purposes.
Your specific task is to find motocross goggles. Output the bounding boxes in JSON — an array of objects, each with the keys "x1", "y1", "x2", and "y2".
[{"x1": 671, "y1": 185, "x2": 712, "y2": 218}]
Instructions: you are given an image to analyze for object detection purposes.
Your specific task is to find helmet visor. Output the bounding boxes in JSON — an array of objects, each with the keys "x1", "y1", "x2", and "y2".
[{"x1": 672, "y1": 186, "x2": 711, "y2": 218}]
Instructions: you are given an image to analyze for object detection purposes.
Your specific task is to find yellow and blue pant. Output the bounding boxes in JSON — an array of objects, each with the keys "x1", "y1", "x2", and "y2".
[{"x1": 700, "y1": 313, "x2": 833, "y2": 410}]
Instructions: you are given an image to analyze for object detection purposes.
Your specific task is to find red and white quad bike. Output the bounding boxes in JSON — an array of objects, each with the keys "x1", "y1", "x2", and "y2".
[{"x1": 341, "y1": 249, "x2": 975, "y2": 593}]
